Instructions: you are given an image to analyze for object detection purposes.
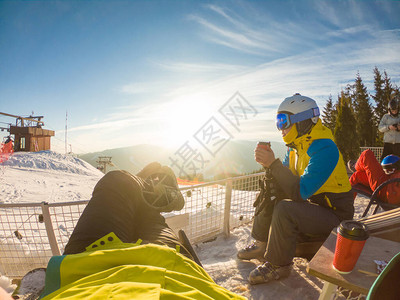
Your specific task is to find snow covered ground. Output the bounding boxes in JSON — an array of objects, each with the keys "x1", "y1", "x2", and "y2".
[
  {"x1": 0, "y1": 151, "x2": 369, "y2": 299},
  {"x1": 0, "y1": 151, "x2": 102, "y2": 205}
]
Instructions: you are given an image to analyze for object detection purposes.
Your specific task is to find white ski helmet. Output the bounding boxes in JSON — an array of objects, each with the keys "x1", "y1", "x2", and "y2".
[{"x1": 276, "y1": 93, "x2": 320, "y2": 134}]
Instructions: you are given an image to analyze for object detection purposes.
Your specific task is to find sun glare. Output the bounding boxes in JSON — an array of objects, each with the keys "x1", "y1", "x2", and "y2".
[{"x1": 161, "y1": 95, "x2": 216, "y2": 147}]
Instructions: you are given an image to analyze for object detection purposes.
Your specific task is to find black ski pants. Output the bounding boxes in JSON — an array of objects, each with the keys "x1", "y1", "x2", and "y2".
[
  {"x1": 63, "y1": 170, "x2": 193, "y2": 260},
  {"x1": 251, "y1": 199, "x2": 341, "y2": 266},
  {"x1": 381, "y1": 142, "x2": 400, "y2": 162}
]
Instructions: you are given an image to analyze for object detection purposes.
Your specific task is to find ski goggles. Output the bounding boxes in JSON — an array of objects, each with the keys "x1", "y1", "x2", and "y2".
[
  {"x1": 382, "y1": 165, "x2": 396, "y2": 175},
  {"x1": 276, "y1": 107, "x2": 320, "y2": 131}
]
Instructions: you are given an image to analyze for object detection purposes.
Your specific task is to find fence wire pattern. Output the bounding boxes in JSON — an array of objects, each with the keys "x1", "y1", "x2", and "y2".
[{"x1": 0, "y1": 173, "x2": 263, "y2": 279}]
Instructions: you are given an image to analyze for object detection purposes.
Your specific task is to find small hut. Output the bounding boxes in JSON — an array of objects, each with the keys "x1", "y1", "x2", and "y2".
[
  {"x1": 1, "y1": 113, "x2": 55, "y2": 152},
  {"x1": 10, "y1": 126, "x2": 55, "y2": 152}
]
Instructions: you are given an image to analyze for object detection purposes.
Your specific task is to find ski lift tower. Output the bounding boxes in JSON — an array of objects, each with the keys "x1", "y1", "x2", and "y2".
[{"x1": 96, "y1": 156, "x2": 113, "y2": 173}]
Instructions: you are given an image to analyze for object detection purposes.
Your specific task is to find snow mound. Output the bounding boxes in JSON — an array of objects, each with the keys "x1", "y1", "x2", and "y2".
[{"x1": 2, "y1": 151, "x2": 102, "y2": 176}]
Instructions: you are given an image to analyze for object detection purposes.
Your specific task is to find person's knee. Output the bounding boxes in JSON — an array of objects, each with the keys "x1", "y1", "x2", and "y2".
[
  {"x1": 349, "y1": 171, "x2": 362, "y2": 185},
  {"x1": 273, "y1": 200, "x2": 293, "y2": 218},
  {"x1": 359, "y1": 149, "x2": 376, "y2": 164},
  {"x1": 273, "y1": 200, "x2": 308, "y2": 223}
]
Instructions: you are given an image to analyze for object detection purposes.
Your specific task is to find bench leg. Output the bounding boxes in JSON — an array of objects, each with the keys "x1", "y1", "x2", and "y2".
[{"x1": 318, "y1": 282, "x2": 337, "y2": 300}]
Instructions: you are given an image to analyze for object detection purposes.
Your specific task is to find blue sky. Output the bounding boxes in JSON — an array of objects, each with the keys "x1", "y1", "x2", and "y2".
[{"x1": 1, "y1": 0, "x2": 399, "y2": 154}]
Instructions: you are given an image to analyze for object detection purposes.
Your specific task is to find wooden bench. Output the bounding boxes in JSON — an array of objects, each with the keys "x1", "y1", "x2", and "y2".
[
  {"x1": 358, "y1": 207, "x2": 400, "y2": 243},
  {"x1": 295, "y1": 207, "x2": 400, "y2": 260},
  {"x1": 305, "y1": 208, "x2": 400, "y2": 299},
  {"x1": 307, "y1": 232, "x2": 400, "y2": 298}
]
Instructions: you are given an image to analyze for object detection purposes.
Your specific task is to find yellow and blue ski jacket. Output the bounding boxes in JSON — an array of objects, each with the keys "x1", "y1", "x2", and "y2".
[
  {"x1": 270, "y1": 119, "x2": 353, "y2": 220},
  {"x1": 40, "y1": 233, "x2": 246, "y2": 300}
]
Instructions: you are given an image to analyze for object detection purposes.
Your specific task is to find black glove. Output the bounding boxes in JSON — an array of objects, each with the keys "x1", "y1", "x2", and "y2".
[{"x1": 253, "y1": 169, "x2": 280, "y2": 216}]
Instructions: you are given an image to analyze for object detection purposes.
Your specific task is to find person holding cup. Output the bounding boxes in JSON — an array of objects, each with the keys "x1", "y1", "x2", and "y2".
[
  {"x1": 378, "y1": 96, "x2": 400, "y2": 161},
  {"x1": 237, "y1": 93, "x2": 354, "y2": 285}
]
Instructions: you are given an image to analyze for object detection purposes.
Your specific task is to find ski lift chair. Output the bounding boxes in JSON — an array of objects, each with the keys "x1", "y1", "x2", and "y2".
[{"x1": 352, "y1": 178, "x2": 400, "y2": 218}]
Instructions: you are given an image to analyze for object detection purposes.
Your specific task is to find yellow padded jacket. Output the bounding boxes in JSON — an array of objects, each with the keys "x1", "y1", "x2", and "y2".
[
  {"x1": 285, "y1": 119, "x2": 351, "y2": 196},
  {"x1": 40, "y1": 233, "x2": 246, "y2": 300}
]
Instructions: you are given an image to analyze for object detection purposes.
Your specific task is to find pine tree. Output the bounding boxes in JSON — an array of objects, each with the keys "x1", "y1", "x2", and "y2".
[
  {"x1": 352, "y1": 73, "x2": 375, "y2": 147},
  {"x1": 334, "y1": 91, "x2": 359, "y2": 162},
  {"x1": 383, "y1": 70, "x2": 396, "y2": 106},
  {"x1": 395, "y1": 85, "x2": 400, "y2": 98},
  {"x1": 322, "y1": 95, "x2": 337, "y2": 132},
  {"x1": 371, "y1": 67, "x2": 386, "y2": 122},
  {"x1": 371, "y1": 67, "x2": 385, "y2": 146}
]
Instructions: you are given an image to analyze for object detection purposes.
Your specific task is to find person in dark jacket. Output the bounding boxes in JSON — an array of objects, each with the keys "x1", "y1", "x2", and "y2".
[{"x1": 39, "y1": 163, "x2": 245, "y2": 299}]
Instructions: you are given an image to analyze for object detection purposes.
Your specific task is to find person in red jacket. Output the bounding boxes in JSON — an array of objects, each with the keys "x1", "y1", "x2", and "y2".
[
  {"x1": 0, "y1": 136, "x2": 14, "y2": 163},
  {"x1": 3, "y1": 137, "x2": 13, "y2": 153},
  {"x1": 349, "y1": 149, "x2": 400, "y2": 205}
]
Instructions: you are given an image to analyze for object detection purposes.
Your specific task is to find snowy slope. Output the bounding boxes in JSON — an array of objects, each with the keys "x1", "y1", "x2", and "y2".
[{"x1": 0, "y1": 151, "x2": 103, "y2": 204}]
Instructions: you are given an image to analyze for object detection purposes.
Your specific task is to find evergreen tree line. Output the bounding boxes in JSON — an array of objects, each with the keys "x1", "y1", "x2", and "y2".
[{"x1": 322, "y1": 67, "x2": 400, "y2": 162}]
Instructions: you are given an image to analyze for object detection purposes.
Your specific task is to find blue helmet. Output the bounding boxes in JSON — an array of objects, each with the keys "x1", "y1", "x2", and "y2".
[{"x1": 381, "y1": 155, "x2": 400, "y2": 174}]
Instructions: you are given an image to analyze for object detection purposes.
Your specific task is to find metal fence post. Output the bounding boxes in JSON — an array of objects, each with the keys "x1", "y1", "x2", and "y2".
[
  {"x1": 223, "y1": 179, "x2": 233, "y2": 237},
  {"x1": 41, "y1": 202, "x2": 61, "y2": 256}
]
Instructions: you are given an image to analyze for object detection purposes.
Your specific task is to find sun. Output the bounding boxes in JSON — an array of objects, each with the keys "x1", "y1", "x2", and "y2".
[{"x1": 161, "y1": 95, "x2": 216, "y2": 147}]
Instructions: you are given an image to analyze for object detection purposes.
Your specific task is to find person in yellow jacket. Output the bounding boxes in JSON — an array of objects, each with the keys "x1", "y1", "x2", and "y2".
[
  {"x1": 37, "y1": 163, "x2": 246, "y2": 299},
  {"x1": 237, "y1": 93, "x2": 354, "y2": 285}
]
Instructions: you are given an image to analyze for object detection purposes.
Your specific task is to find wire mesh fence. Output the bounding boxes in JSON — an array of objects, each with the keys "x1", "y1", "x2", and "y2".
[
  {"x1": 0, "y1": 172, "x2": 263, "y2": 279},
  {"x1": 0, "y1": 203, "x2": 53, "y2": 278}
]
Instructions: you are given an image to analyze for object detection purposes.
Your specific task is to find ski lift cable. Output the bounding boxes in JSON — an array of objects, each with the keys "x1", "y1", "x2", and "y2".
[{"x1": 44, "y1": 122, "x2": 91, "y2": 154}]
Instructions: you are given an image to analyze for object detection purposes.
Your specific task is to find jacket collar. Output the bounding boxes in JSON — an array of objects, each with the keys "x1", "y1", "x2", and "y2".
[{"x1": 287, "y1": 119, "x2": 333, "y2": 150}]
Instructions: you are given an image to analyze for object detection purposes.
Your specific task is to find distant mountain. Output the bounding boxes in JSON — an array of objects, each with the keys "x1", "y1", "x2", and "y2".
[
  {"x1": 78, "y1": 140, "x2": 288, "y2": 179},
  {"x1": 203, "y1": 140, "x2": 287, "y2": 179}
]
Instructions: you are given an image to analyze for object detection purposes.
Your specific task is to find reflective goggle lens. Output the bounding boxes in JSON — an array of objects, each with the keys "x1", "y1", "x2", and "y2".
[
  {"x1": 276, "y1": 107, "x2": 320, "y2": 131},
  {"x1": 276, "y1": 113, "x2": 291, "y2": 131}
]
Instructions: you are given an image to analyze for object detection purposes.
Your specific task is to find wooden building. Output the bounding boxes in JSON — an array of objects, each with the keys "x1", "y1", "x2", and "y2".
[
  {"x1": 10, "y1": 126, "x2": 55, "y2": 152},
  {"x1": 1, "y1": 112, "x2": 56, "y2": 152}
]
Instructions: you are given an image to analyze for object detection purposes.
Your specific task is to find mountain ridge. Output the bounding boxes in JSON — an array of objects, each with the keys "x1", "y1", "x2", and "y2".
[{"x1": 78, "y1": 140, "x2": 287, "y2": 179}]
